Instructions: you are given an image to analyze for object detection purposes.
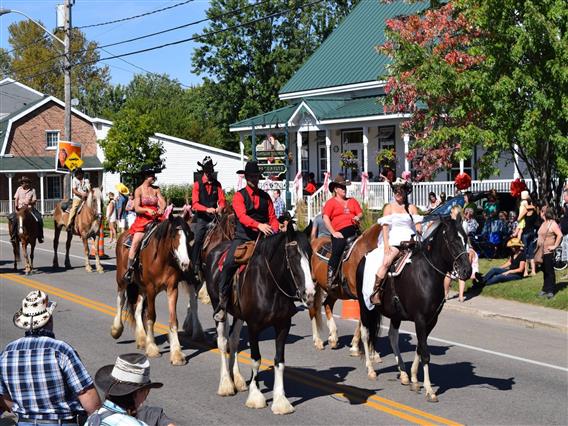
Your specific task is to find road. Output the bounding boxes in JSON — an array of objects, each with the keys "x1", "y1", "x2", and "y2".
[{"x1": 1, "y1": 229, "x2": 567, "y2": 425}]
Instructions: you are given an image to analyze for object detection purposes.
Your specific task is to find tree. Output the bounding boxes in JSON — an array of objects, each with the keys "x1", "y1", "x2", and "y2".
[
  {"x1": 192, "y1": 0, "x2": 360, "y2": 151},
  {"x1": 380, "y1": 0, "x2": 568, "y2": 203},
  {"x1": 99, "y1": 108, "x2": 164, "y2": 187}
]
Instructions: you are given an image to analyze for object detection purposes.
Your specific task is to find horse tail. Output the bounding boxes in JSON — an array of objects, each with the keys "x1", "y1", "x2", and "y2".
[
  {"x1": 125, "y1": 283, "x2": 140, "y2": 325},
  {"x1": 356, "y1": 257, "x2": 381, "y2": 352}
]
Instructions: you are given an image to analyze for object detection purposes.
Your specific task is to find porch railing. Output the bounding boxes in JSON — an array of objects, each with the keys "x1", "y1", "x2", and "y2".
[{"x1": 0, "y1": 198, "x2": 60, "y2": 215}]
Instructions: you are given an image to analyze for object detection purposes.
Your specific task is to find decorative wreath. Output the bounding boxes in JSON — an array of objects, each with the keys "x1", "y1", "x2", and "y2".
[
  {"x1": 454, "y1": 172, "x2": 472, "y2": 190},
  {"x1": 510, "y1": 178, "x2": 527, "y2": 198}
]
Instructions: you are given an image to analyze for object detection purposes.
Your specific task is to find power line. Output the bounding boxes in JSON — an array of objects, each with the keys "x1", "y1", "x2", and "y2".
[{"x1": 75, "y1": 0, "x2": 196, "y2": 29}]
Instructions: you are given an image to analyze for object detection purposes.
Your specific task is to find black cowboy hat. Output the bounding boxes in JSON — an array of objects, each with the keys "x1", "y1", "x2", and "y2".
[
  {"x1": 139, "y1": 164, "x2": 162, "y2": 177},
  {"x1": 74, "y1": 168, "x2": 84, "y2": 176},
  {"x1": 18, "y1": 176, "x2": 32, "y2": 184},
  {"x1": 390, "y1": 177, "x2": 413, "y2": 195},
  {"x1": 329, "y1": 175, "x2": 351, "y2": 193},
  {"x1": 237, "y1": 161, "x2": 262, "y2": 176},
  {"x1": 197, "y1": 156, "x2": 216, "y2": 172},
  {"x1": 95, "y1": 353, "x2": 163, "y2": 397}
]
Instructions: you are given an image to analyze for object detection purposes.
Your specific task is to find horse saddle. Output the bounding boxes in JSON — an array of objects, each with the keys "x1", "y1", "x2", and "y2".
[
  {"x1": 60, "y1": 200, "x2": 71, "y2": 212},
  {"x1": 315, "y1": 235, "x2": 358, "y2": 263},
  {"x1": 218, "y1": 241, "x2": 256, "y2": 272},
  {"x1": 123, "y1": 223, "x2": 158, "y2": 250},
  {"x1": 388, "y1": 248, "x2": 413, "y2": 278}
]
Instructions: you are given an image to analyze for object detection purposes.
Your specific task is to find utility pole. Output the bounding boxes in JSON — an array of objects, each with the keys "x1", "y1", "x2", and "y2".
[{"x1": 63, "y1": 0, "x2": 72, "y2": 197}]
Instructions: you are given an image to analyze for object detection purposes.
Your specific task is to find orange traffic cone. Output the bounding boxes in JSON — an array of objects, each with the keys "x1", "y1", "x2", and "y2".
[
  {"x1": 90, "y1": 228, "x2": 107, "y2": 259},
  {"x1": 341, "y1": 299, "x2": 360, "y2": 320}
]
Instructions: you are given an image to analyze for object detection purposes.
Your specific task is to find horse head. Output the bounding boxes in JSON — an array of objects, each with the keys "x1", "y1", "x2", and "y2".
[
  {"x1": 284, "y1": 225, "x2": 315, "y2": 308},
  {"x1": 438, "y1": 216, "x2": 472, "y2": 281},
  {"x1": 86, "y1": 187, "x2": 103, "y2": 219},
  {"x1": 155, "y1": 215, "x2": 191, "y2": 272}
]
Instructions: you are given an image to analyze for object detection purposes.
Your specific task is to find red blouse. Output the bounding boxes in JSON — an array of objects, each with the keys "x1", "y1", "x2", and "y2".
[{"x1": 323, "y1": 197, "x2": 362, "y2": 232}]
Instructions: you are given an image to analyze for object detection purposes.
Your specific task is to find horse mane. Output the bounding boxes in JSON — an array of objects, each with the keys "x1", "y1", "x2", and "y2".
[
  {"x1": 154, "y1": 215, "x2": 191, "y2": 244},
  {"x1": 255, "y1": 228, "x2": 311, "y2": 259}
]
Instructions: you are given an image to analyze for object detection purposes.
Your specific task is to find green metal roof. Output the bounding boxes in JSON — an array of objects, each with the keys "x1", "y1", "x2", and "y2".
[
  {"x1": 280, "y1": 0, "x2": 427, "y2": 95},
  {"x1": 0, "y1": 156, "x2": 103, "y2": 172},
  {"x1": 321, "y1": 96, "x2": 385, "y2": 120},
  {"x1": 229, "y1": 104, "x2": 298, "y2": 129}
]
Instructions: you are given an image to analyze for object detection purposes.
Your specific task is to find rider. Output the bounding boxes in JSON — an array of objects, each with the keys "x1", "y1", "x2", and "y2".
[
  {"x1": 191, "y1": 156, "x2": 226, "y2": 276},
  {"x1": 67, "y1": 168, "x2": 90, "y2": 229},
  {"x1": 213, "y1": 161, "x2": 279, "y2": 322},
  {"x1": 10, "y1": 176, "x2": 44, "y2": 243},
  {"x1": 322, "y1": 175, "x2": 363, "y2": 291},
  {"x1": 123, "y1": 165, "x2": 167, "y2": 284},
  {"x1": 367, "y1": 177, "x2": 422, "y2": 306}
]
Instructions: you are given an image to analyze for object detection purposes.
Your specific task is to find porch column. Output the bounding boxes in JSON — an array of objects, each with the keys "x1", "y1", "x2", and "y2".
[
  {"x1": 325, "y1": 129, "x2": 331, "y2": 175},
  {"x1": 239, "y1": 134, "x2": 245, "y2": 168},
  {"x1": 459, "y1": 159, "x2": 465, "y2": 174},
  {"x1": 7, "y1": 173, "x2": 14, "y2": 214},
  {"x1": 403, "y1": 133, "x2": 410, "y2": 172},
  {"x1": 362, "y1": 126, "x2": 369, "y2": 173},
  {"x1": 38, "y1": 172, "x2": 45, "y2": 215},
  {"x1": 296, "y1": 130, "x2": 303, "y2": 176},
  {"x1": 513, "y1": 143, "x2": 520, "y2": 179}
]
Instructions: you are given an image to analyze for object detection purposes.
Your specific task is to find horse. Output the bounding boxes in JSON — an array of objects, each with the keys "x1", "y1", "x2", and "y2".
[
  {"x1": 112, "y1": 214, "x2": 202, "y2": 366},
  {"x1": 9, "y1": 208, "x2": 39, "y2": 274},
  {"x1": 52, "y1": 187, "x2": 104, "y2": 273},
  {"x1": 204, "y1": 226, "x2": 314, "y2": 415},
  {"x1": 356, "y1": 217, "x2": 472, "y2": 402},
  {"x1": 309, "y1": 225, "x2": 382, "y2": 362}
]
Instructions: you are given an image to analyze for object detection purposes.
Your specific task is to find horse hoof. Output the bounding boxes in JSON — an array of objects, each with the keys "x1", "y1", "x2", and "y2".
[
  {"x1": 426, "y1": 393, "x2": 439, "y2": 403},
  {"x1": 410, "y1": 382, "x2": 421, "y2": 393},
  {"x1": 271, "y1": 396, "x2": 295, "y2": 415},
  {"x1": 97, "y1": 267, "x2": 104, "y2": 274},
  {"x1": 85, "y1": 267, "x2": 92, "y2": 273},
  {"x1": 110, "y1": 326, "x2": 123, "y2": 340},
  {"x1": 314, "y1": 340, "x2": 324, "y2": 351},
  {"x1": 245, "y1": 390, "x2": 266, "y2": 409},
  {"x1": 367, "y1": 370, "x2": 377, "y2": 380},
  {"x1": 233, "y1": 374, "x2": 248, "y2": 392},
  {"x1": 329, "y1": 338, "x2": 338, "y2": 349},
  {"x1": 218, "y1": 377, "x2": 236, "y2": 397},
  {"x1": 400, "y1": 373, "x2": 410, "y2": 385},
  {"x1": 146, "y1": 344, "x2": 161, "y2": 358},
  {"x1": 371, "y1": 353, "x2": 383, "y2": 363},
  {"x1": 170, "y1": 352, "x2": 186, "y2": 366},
  {"x1": 349, "y1": 348, "x2": 362, "y2": 357},
  {"x1": 65, "y1": 263, "x2": 72, "y2": 269}
]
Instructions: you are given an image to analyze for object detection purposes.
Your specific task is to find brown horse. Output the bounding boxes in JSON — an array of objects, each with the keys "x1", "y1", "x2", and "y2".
[
  {"x1": 52, "y1": 187, "x2": 104, "y2": 273},
  {"x1": 9, "y1": 208, "x2": 39, "y2": 274},
  {"x1": 309, "y1": 224, "x2": 382, "y2": 361},
  {"x1": 113, "y1": 215, "x2": 196, "y2": 365}
]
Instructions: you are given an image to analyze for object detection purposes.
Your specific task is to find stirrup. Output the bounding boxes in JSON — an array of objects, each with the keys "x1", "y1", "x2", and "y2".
[
  {"x1": 370, "y1": 276, "x2": 384, "y2": 305},
  {"x1": 213, "y1": 308, "x2": 226, "y2": 322}
]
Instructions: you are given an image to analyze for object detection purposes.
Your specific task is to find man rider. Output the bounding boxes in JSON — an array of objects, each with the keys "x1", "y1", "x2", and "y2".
[
  {"x1": 9, "y1": 176, "x2": 44, "y2": 243},
  {"x1": 213, "y1": 161, "x2": 279, "y2": 322},
  {"x1": 67, "y1": 168, "x2": 90, "y2": 229},
  {"x1": 191, "y1": 156, "x2": 226, "y2": 277}
]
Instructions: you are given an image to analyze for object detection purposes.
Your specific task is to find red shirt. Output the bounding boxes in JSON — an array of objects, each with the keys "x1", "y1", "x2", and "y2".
[
  {"x1": 305, "y1": 182, "x2": 316, "y2": 195},
  {"x1": 192, "y1": 175, "x2": 226, "y2": 212},
  {"x1": 233, "y1": 185, "x2": 279, "y2": 233},
  {"x1": 323, "y1": 197, "x2": 362, "y2": 232}
]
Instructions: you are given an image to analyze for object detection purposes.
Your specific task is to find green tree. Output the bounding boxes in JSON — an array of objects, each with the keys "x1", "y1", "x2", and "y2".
[
  {"x1": 99, "y1": 108, "x2": 164, "y2": 187},
  {"x1": 381, "y1": 0, "x2": 568, "y2": 202},
  {"x1": 192, "y1": 0, "x2": 360, "y2": 151}
]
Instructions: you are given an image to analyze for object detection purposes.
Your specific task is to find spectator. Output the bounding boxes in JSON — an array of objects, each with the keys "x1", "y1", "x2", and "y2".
[
  {"x1": 560, "y1": 189, "x2": 568, "y2": 279},
  {"x1": 87, "y1": 353, "x2": 169, "y2": 426},
  {"x1": 304, "y1": 173, "x2": 317, "y2": 195},
  {"x1": 476, "y1": 238, "x2": 526, "y2": 286},
  {"x1": 463, "y1": 207, "x2": 479, "y2": 236},
  {"x1": 498, "y1": 211, "x2": 511, "y2": 238},
  {"x1": 311, "y1": 212, "x2": 331, "y2": 240},
  {"x1": 106, "y1": 192, "x2": 117, "y2": 243},
  {"x1": 483, "y1": 190, "x2": 499, "y2": 218},
  {"x1": 115, "y1": 183, "x2": 130, "y2": 233},
  {"x1": 508, "y1": 211, "x2": 519, "y2": 238},
  {"x1": 0, "y1": 291, "x2": 100, "y2": 425},
  {"x1": 518, "y1": 191, "x2": 538, "y2": 277},
  {"x1": 426, "y1": 192, "x2": 440, "y2": 213},
  {"x1": 272, "y1": 189, "x2": 286, "y2": 220},
  {"x1": 536, "y1": 206, "x2": 563, "y2": 299},
  {"x1": 125, "y1": 193, "x2": 136, "y2": 229},
  {"x1": 439, "y1": 191, "x2": 447, "y2": 204},
  {"x1": 481, "y1": 210, "x2": 507, "y2": 247},
  {"x1": 463, "y1": 191, "x2": 477, "y2": 214}
]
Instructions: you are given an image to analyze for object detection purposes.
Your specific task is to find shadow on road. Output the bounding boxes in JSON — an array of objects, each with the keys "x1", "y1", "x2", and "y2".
[{"x1": 431, "y1": 362, "x2": 515, "y2": 396}]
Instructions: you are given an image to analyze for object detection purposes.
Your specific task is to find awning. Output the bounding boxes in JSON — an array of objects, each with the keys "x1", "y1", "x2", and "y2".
[{"x1": 0, "y1": 156, "x2": 103, "y2": 173}]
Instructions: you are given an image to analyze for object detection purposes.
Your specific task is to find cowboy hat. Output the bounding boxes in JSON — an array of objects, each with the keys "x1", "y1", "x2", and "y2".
[
  {"x1": 197, "y1": 156, "x2": 216, "y2": 172},
  {"x1": 115, "y1": 183, "x2": 130, "y2": 195},
  {"x1": 521, "y1": 190, "x2": 530, "y2": 200},
  {"x1": 13, "y1": 290, "x2": 57, "y2": 330},
  {"x1": 18, "y1": 176, "x2": 32, "y2": 184},
  {"x1": 506, "y1": 237, "x2": 524, "y2": 248},
  {"x1": 95, "y1": 353, "x2": 163, "y2": 397},
  {"x1": 390, "y1": 177, "x2": 413, "y2": 194},
  {"x1": 329, "y1": 175, "x2": 351, "y2": 193},
  {"x1": 237, "y1": 161, "x2": 262, "y2": 176},
  {"x1": 140, "y1": 164, "x2": 162, "y2": 177}
]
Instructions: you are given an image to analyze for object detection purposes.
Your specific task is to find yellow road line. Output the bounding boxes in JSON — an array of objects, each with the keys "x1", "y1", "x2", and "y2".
[{"x1": 2, "y1": 273, "x2": 462, "y2": 426}]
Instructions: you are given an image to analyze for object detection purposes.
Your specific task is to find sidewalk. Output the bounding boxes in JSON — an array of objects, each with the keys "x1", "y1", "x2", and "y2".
[{"x1": 444, "y1": 290, "x2": 568, "y2": 332}]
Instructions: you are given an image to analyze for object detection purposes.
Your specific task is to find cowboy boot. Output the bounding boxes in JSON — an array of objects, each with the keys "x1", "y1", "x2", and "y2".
[
  {"x1": 327, "y1": 266, "x2": 337, "y2": 291},
  {"x1": 214, "y1": 292, "x2": 228, "y2": 322},
  {"x1": 123, "y1": 258, "x2": 135, "y2": 284},
  {"x1": 370, "y1": 275, "x2": 384, "y2": 305}
]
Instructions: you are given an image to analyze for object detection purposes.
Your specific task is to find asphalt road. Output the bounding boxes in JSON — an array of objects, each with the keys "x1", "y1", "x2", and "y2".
[{"x1": 1, "y1": 230, "x2": 567, "y2": 425}]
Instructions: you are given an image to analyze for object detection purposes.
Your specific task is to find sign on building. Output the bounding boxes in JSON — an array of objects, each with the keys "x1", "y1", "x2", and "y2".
[
  {"x1": 56, "y1": 141, "x2": 83, "y2": 172},
  {"x1": 255, "y1": 134, "x2": 287, "y2": 178}
]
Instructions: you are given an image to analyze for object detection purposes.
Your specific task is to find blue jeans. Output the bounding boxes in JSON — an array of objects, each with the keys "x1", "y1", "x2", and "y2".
[{"x1": 484, "y1": 267, "x2": 522, "y2": 285}]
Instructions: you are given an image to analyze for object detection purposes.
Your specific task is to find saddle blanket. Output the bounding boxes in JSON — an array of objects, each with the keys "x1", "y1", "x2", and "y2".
[
  {"x1": 218, "y1": 249, "x2": 246, "y2": 274},
  {"x1": 123, "y1": 223, "x2": 158, "y2": 249},
  {"x1": 315, "y1": 235, "x2": 359, "y2": 263}
]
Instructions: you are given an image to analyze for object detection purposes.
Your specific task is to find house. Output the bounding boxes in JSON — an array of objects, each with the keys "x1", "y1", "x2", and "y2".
[
  {"x1": 0, "y1": 79, "x2": 245, "y2": 214},
  {"x1": 229, "y1": 0, "x2": 528, "y2": 217}
]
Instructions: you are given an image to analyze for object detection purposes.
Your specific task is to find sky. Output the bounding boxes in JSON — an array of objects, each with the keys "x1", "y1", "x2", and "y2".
[{"x1": 0, "y1": 0, "x2": 211, "y2": 87}]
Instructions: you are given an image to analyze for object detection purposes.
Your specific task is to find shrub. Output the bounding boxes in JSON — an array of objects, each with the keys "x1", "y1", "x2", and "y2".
[{"x1": 161, "y1": 184, "x2": 192, "y2": 207}]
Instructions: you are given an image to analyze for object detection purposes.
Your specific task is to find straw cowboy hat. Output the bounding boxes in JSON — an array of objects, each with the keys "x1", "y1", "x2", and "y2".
[
  {"x1": 13, "y1": 290, "x2": 57, "y2": 330},
  {"x1": 329, "y1": 175, "x2": 351, "y2": 193},
  {"x1": 521, "y1": 190, "x2": 530, "y2": 200},
  {"x1": 115, "y1": 183, "x2": 130, "y2": 196},
  {"x1": 237, "y1": 161, "x2": 262, "y2": 176},
  {"x1": 506, "y1": 237, "x2": 524, "y2": 248},
  {"x1": 95, "y1": 353, "x2": 163, "y2": 397},
  {"x1": 197, "y1": 156, "x2": 216, "y2": 172},
  {"x1": 18, "y1": 176, "x2": 32, "y2": 184}
]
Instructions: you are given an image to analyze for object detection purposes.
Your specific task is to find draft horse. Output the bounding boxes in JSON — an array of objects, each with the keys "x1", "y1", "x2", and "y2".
[
  {"x1": 113, "y1": 215, "x2": 199, "y2": 365},
  {"x1": 52, "y1": 187, "x2": 104, "y2": 273},
  {"x1": 356, "y1": 217, "x2": 472, "y2": 402},
  {"x1": 310, "y1": 225, "x2": 381, "y2": 361},
  {"x1": 9, "y1": 207, "x2": 39, "y2": 274},
  {"x1": 204, "y1": 226, "x2": 314, "y2": 415}
]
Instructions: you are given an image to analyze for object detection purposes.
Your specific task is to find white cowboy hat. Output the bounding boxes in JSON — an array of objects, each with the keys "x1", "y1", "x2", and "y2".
[
  {"x1": 13, "y1": 290, "x2": 57, "y2": 330},
  {"x1": 521, "y1": 190, "x2": 530, "y2": 200}
]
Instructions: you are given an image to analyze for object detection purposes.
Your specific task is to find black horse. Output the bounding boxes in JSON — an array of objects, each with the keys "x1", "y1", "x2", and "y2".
[
  {"x1": 204, "y1": 225, "x2": 313, "y2": 415},
  {"x1": 356, "y1": 217, "x2": 471, "y2": 402}
]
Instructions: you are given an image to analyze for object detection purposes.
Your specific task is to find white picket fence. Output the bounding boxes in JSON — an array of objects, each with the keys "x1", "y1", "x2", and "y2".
[{"x1": 0, "y1": 199, "x2": 60, "y2": 215}]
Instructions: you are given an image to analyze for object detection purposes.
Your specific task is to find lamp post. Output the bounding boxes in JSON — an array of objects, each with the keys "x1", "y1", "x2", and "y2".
[{"x1": 1, "y1": 2, "x2": 73, "y2": 196}]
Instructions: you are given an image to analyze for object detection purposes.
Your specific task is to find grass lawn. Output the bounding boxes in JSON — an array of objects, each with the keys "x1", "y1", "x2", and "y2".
[
  {"x1": 464, "y1": 258, "x2": 568, "y2": 311},
  {"x1": 0, "y1": 216, "x2": 55, "y2": 229}
]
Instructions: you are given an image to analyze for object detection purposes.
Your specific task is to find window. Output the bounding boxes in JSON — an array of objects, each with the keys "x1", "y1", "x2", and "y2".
[
  {"x1": 46, "y1": 175, "x2": 62, "y2": 199},
  {"x1": 316, "y1": 131, "x2": 327, "y2": 181},
  {"x1": 342, "y1": 129, "x2": 363, "y2": 145},
  {"x1": 301, "y1": 132, "x2": 309, "y2": 173},
  {"x1": 377, "y1": 126, "x2": 396, "y2": 172},
  {"x1": 448, "y1": 158, "x2": 474, "y2": 181},
  {"x1": 46, "y1": 131, "x2": 59, "y2": 149}
]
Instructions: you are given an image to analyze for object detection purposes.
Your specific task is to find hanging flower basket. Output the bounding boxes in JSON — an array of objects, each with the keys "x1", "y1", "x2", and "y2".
[
  {"x1": 375, "y1": 148, "x2": 396, "y2": 168},
  {"x1": 340, "y1": 150, "x2": 358, "y2": 170},
  {"x1": 454, "y1": 172, "x2": 472, "y2": 190},
  {"x1": 510, "y1": 178, "x2": 527, "y2": 198}
]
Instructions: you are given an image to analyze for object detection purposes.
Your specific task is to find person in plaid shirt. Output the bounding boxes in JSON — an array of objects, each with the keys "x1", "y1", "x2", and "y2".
[
  {"x1": 0, "y1": 290, "x2": 100, "y2": 425},
  {"x1": 272, "y1": 189, "x2": 286, "y2": 220}
]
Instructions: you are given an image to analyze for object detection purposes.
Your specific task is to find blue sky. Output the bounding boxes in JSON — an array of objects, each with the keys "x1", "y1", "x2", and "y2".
[{"x1": 0, "y1": 0, "x2": 211, "y2": 87}]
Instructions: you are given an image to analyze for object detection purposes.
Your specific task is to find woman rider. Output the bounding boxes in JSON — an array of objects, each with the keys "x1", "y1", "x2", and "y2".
[
  {"x1": 322, "y1": 175, "x2": 363, "y2": 291},
  {"x1": 362, "y1": 178, "x2": 422, "y2": 307},
  {"x1": 123, "y1": 166, "x2": 166, "y2": 284}
]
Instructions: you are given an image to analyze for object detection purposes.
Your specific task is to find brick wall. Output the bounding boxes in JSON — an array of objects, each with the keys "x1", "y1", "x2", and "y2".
[{"x1": 5, "y1": 101, "x2": 98, "y2": 158}]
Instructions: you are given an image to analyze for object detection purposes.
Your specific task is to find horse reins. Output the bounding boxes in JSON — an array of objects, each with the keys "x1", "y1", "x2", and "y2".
[
  {"x1": 263, "y1": 240, "x2": 306, "y2": 305},
  {"x1": 421, "y1": 226, "x2": 468, "y2": 278}
]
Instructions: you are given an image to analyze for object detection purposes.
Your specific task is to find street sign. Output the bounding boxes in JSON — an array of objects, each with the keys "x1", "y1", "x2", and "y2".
[
  {"x1": 260, "y1": 164, "x2": 287, "y2": 174},
  {"x1": 65, "y1": 152, "x2": 84, "y2": 171}
]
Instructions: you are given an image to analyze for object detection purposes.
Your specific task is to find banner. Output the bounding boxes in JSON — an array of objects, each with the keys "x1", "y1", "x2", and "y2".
[
  {"x1": 323, "y1": 172, "x2": 330, "y2": 192},
  {"x1": 55, "y1": 141, "x2": 82, "y2": 172}
]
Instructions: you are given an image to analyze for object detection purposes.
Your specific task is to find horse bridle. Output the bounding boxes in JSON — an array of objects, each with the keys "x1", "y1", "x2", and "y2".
[
  {"x1": 421, "y1": 223, "x2": 469, "y2": 278},
  {"x1": 264, "y1": 240, "x2": 307, "y2": 306}
]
